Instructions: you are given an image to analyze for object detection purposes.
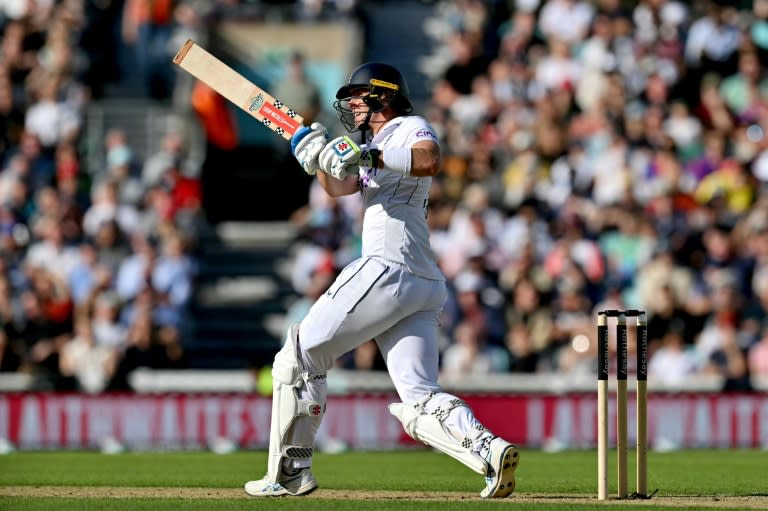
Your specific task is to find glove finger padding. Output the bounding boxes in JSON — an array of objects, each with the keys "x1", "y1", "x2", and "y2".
[
  {"x1": 318, "y1": 136, "x2": 362, "y2": 180},
  {"x1": 291, "y1": 122, "x2": 328, "y2": 175}
]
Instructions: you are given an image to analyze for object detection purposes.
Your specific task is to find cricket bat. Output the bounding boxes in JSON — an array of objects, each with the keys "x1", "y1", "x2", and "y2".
[{"x1": 173, "y1": 39, "x2": 305, "y2": 141}]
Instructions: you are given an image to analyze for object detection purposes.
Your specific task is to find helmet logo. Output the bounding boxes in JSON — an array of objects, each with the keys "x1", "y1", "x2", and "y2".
[{"x1": 369, "y1": 78, "x2": 399, "y2": 91}]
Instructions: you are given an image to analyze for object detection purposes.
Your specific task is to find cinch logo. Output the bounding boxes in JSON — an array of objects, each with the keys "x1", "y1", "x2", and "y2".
[
  {"x1": 248, "y1": 94, "x2": 264, "y2": 112},
  {"x1": 415, "y1": 129, "x2": 435, "y2": 138}
]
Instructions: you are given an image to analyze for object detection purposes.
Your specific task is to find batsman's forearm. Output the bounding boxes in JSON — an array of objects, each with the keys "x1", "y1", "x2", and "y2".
[
  {"x1": 409, "y1": 146, "x2": 441, "y2": 177},
  {"x1": 316, "y1": 170, "x2": 359, "y2": 197}
]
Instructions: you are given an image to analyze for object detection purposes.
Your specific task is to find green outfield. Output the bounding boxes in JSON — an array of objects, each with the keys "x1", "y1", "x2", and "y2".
[{"x1": 0, "y1": 448, "x2": 766, "y2": 510}]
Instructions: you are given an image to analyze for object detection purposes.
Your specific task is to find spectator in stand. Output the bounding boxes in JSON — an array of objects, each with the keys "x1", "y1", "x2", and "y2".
[
  {"x1": 82, "y1": 180, "x2": 140, "y2": 239},
  {"x1": 7, "y1": 287, "x2": 70, "y2": 389},
  {"x1": 643, "y1": 280, "x2": 702, "y2": 351},
  {"x1": 108, "y1": 293, "x2": 186, "y2": 390},
  {"x1": 547, "y1": 280, "x2": 593, "y2": 371},
  {"x1": 741, "y1": 245, "x2": 768, "y2": 337},
  {"x1": 441, "y1": 320, "x2": 509, "y2": 382},
  {"x1": 13, "y1": 132, "x2": 55, "y2": 193},
  {"x1": 440, "y1": 30, "x2": 492, "y2": 97},
  {"x1": 273, "y1": 51, "x2": 323, "y2": 127},
  {"x1": 543, "y1": 212, "x2": 604, "y2": 294},
  {"x1": 694, "y1": 159, "x2": 757, "y2": 217},
  {"x1": 440, "y1": 183, "x2": 505, "y2": 279},
  {"x1": 108, "y1": 301, "x2": 155, "y2": 391},
  {"x1": 29, "y1": 267, "x2": 74, "y2": 340},
  {"x1": 141, "y1": 131, "x2": 194, "y2": 189},
  {"x1": 24, "y1": 217, "x2": 81, "y2": 282},
  {"x1": 702, "y1": 316, "x2": 752, "y2": 391},
  {"x1": 0, "y1": 65, "x2": 17, "y2": 160},
  {"x1": 156, "y1": 163, "x2": 202, "y2": 235},
  {"x1": 0, "y1": 330, "x2": 19, "y2": 373},
  {"x1": 505, "y1": 277, "x2": 553, "y2": 359},
  {"x1": 683, "y1": 0, "x2": 742, "y2": 92},
  {"x1": 748, "y1": 327, "x2": 768, "y2": 378},
  {"x1": 59, "y1": 314, "x2": 118, "y2": 394},
  {"x1": 602, "y1": 211, "x2": 657, "y2": 292},
  {"x1": 91, "y1": 219, "x2": 131, "y2": 274},
  {"x1": 69, "y1": 243, "x2": 110, "y2": 311},
  {"x1": 663, "y1": 101, "x2": 703, "y2": 160},
  {"x1": 694, "y1": 273, "x2": 746, "y2": 360},
  {"x1": 693, "y1": 76, "x2": 737, "y2": 135},
  {"x1": 719, "y1": 50, "x2": 768, "y2": 124},
  {"x1": 54, "y1": 142, "x2": 86, "y2": 240},
  {"x1": 23, "y1": 75, "x2": 81, "y2": 152},
  {"x1": 648, "y1": 320, "x2": 700, "y2": 387},
  {"x1": 696, "y1": 224, "x2": 750, "y2": 300},
  {"x1": 89, "y1": 290, "x2": 128, "y2": 351},
  {"x1": 0, "y1": 154, "x2": 29, "y2": 207},
  {"x1": 505, "y1": 323, "x2": 541, "y2": 374},
  {"x1": 137, "y1": 182, "x2": 176, "y2": 238},
  {"x1": 538, "y1": 0, "x2": 594, "y2": 45},
  {"x1": 99, "y1": 145, "x2": 143, "y2": 207},
  {"x1": 115, "y1": 233, "x2": 156, "y2": 307},
  {"x1": 0, "y1": 269, "x2": 21, "y2": 372},
  {"x1": 122, "y1": 0, "x2": 177, "y2": 99},
  {"x1": 533, "y1": 37, "x2": 581, "y2": 93},
  {"x1": 28, "y1": 186, "x2": 64, "y2": 236},
  {"x1": 150, "y1": 230, "x2": 194, "y2": 328}
]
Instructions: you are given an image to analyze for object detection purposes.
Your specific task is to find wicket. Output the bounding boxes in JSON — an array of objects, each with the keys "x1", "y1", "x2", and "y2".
[{"x1": 597, "y1": 309, "x2": 648, "y2": 500}]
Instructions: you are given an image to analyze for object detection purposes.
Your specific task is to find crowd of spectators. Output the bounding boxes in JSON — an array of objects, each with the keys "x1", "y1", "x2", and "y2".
[
  {"x1": 288, "y1": 0, "x2": 768, "y2": 392},
  {"x1": 4, "y1": 0, "x2": 768, "y2": 394},
  {"x1": 0, "y1": 0, "x2": 202, "y2": 392}
]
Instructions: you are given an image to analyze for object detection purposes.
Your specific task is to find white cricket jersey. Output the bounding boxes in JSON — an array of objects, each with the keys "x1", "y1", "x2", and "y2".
[{"x1": 356, "y1": 116, "x2": 444, "y2": 281}]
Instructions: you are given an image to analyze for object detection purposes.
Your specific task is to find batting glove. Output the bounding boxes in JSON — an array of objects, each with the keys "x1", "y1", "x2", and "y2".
[
  {"x1": 291, "y1": 122, "x2": 329, "y2": 175},
  {"x1": 318, "y1": 136, "x2": 378, "y2": 180}
]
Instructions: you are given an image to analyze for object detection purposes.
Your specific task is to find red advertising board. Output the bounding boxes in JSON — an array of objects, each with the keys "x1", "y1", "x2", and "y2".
[{"x1": 0, "y1": 393, "x2": 766, "y2": 450}]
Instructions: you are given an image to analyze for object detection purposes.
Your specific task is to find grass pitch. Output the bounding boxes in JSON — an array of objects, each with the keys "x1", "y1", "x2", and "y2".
[{"x1": 0, "y1": 448, "x2": 766, "y2": 510}]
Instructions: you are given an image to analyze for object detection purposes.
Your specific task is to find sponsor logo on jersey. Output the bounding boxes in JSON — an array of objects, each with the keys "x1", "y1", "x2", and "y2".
[{"x1": 415, "y1": 129, "x2": 436, "y2": 139}]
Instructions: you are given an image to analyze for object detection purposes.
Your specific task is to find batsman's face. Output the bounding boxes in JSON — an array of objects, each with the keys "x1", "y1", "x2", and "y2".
[{"x1": 348, "y1": 92, "x2": 370, "y2": 126}]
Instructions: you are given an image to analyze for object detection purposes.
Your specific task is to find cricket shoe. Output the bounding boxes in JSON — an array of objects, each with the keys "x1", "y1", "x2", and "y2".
[
  {"x1": 480, "y1": 437, "x2": 519, "y2": 498},
  {"x1": 244, "y1": 468, "x2": 318, "y2": 497}
]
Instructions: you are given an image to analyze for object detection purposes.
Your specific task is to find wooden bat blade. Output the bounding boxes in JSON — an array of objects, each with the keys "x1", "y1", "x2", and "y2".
[{"x1": 173, "y1": 39, "x2": 305, "y2": 141}]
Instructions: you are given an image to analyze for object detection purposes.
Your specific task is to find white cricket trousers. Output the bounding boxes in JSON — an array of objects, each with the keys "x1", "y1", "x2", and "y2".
[
  {"x1": 285, "y1": 256, "x2": 495, "y2": 470},
  {"x1": 299, "y1": 256, "x2": 445, "y2": 402}
]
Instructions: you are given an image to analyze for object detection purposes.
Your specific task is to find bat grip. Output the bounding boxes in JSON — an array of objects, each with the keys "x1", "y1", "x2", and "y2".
[{"x1": 290, "y1": 125, "x2": 311, "y2": 153}]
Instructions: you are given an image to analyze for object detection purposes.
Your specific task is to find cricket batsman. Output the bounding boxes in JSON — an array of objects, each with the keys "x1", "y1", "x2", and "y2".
[{"x1": 244, "y1": 62, "x2": 519, "y2": 498}]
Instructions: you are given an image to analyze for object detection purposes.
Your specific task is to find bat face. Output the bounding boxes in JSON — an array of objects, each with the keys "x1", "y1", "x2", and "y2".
[{"x1": 173, "y1": 40, "x2": 305, "y2": 140}]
